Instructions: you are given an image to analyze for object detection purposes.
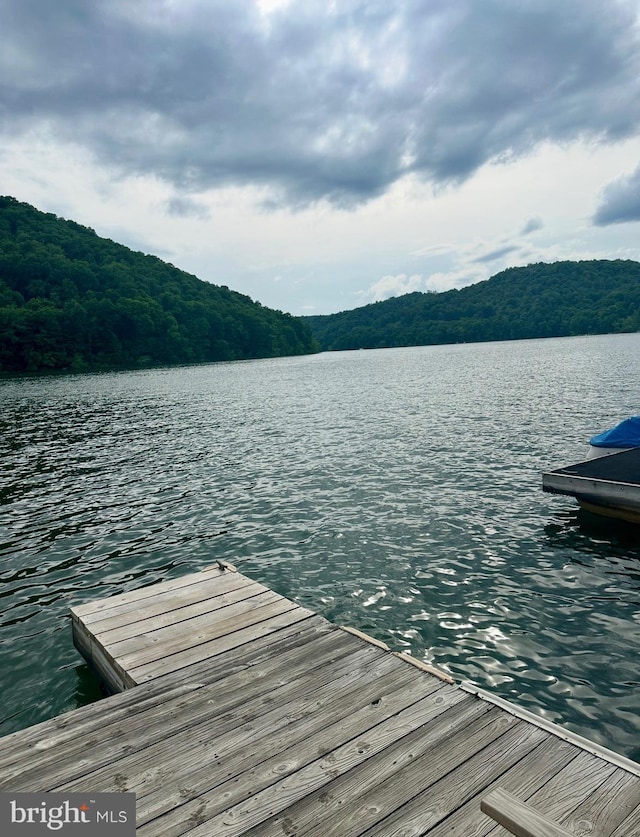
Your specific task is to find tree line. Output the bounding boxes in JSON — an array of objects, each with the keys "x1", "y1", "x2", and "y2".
[
  {"x1": 303, "y1": 260, "x2": 640, "y2": 351},
  {"x1": 0, "y1": 196, "x2": 319, "y2": 374}
]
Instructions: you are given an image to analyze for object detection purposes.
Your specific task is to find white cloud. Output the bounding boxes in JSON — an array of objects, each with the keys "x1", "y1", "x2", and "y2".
[
  {"x1": 423, "y1": 268, "x2": 485, "y2": 294},
  {"x1": 368, "y1": 273, "x2": 425, "y2": 302}
]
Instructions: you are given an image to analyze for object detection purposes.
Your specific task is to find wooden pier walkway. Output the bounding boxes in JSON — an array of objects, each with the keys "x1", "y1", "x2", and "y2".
[{"x1": 2, "y1": 563, "x2": 640, "y2": 836}]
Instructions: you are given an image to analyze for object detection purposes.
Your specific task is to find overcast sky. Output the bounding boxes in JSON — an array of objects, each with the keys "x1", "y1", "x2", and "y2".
[{"x1": 2, "y1": 0, "x2": 640, "y2": 315}]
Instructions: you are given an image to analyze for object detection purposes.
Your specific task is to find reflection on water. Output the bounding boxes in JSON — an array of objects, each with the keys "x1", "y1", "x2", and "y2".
[
  {"x1": 2, "y1": 333, "x2": 640, "y2": 761},
  {"x1": 73, "y1": 663, "x2": 106, "y2": 704},
  {"x1": 546, "y1": 507, "x2": 640, "y2": 553},
  {"x1": 576, "y1": 509, "x2": 640, "y2": 551}
]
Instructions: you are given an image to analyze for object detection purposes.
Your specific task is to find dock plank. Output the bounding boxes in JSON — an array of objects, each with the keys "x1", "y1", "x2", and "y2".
[
  {"x1": 485, "y1": 751, "x2": 617, "y2": 836},
  {"x1": 610, "y1": 804, "x2": 640, "y2": 837},
  {"x1": 275, "y1": 718, "x2": 545, "y2": 837},
  {"x1": 561, "y1": 768, "x2": 640, "y2": 837},
  {"x1": 0, "y1": 614, "x2": 333, "y2": 764},
  {"x1": 481, "y1": 789, "x2": 574, "y2": 837},
  {"x1": 425, "y1": 736, "x2": 580, "y2": 837},
  {"x1": 193, "y1": 697, "x2": 494, "y2": 837},
  {"x1": 354, "y1": 723, "x2": 547, "y2": 837},
  {"x1": 2, "y1": 628, "x2": 359, "y2": 791},
  {"x1": 136, "y1": 674, "x2": 447, "y2": 833},
  {"x1": 71, "y1": 565, "x2": 237, "y2": 619},
  {"x1": 103, "y1": 589, "x2": 291, "y2": 659},
  {"x1": 98, "y1": 585, "x2": 282, "y2": 656},
  {"x1": 118, "y1": 657, "x2": 431, "y2": 810},
  {"x1": 127, "y1": 604, "x2": 316, "y2": 684},
  {"x1": 54, "y1": 644, "x2": 401, "y2": 796},
  {"x1": 86, "y1": 576, "x2": 267, "y2": 636},
  {"x1": 2, "y1": 566, "x2": 640, "y2": 837}
]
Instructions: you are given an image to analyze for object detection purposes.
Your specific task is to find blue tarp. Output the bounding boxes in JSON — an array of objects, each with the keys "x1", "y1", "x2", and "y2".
[{"x1": 590, "y1": 416, "x2": 640, "y2": 448}]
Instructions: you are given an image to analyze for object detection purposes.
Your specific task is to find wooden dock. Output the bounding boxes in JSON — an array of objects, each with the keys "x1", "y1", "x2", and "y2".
[{"x1": 2, "y1": 563, "x2": 640, "y2": 836}]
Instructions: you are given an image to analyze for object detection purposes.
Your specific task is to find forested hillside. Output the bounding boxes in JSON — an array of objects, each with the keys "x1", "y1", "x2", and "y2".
[
  {"x1": 304, "y1": 260, "x2": 640, "y2": 351},
  {"x1": 0, "y1": 197, "x2": 318, "y2": 373}
]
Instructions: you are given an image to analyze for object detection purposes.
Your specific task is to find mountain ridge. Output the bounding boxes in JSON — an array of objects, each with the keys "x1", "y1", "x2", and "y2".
[
  {"x1": 303, "y1": 260, "x2": 640, "y2": 350},
  {"x1": 0, "y1": 196, "x2": 319, "y2": 374}
]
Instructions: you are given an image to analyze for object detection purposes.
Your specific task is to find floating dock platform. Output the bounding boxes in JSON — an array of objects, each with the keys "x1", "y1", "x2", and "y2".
[
  {"x1": 2, "y1": 564, "x2": 640, "y2": 836},
  {"x1": 543, "y1": 447, "x2": 640, "y2": 523}
]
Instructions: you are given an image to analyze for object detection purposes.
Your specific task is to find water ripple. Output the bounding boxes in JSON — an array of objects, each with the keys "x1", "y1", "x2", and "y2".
[{"x1": 2, "y1": 336, "x2": 640, "y2": 759}]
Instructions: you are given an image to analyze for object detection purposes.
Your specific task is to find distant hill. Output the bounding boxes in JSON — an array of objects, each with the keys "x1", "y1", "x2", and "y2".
[
  {"x1": 303, "y1": 260, "x2": 640, "y2": 351},
  {"x1": 0, "y1": 196, "x2": 319, "y2": 374}
]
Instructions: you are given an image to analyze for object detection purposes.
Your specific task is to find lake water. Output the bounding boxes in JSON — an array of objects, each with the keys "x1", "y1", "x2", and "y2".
[{"x1": 2, "y1": 333, "x2": 640, "y2": 761}]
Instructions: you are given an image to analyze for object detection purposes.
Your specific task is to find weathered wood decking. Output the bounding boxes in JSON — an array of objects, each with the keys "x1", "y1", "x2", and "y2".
[{"x1": 2, "y1": 564, "x2": 640, "y2": 836}]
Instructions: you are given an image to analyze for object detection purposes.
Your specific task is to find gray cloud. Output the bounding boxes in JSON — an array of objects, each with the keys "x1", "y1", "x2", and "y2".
[
  {"x1": 593, "y1": 165, "x2": 640, "y2": 225},
  {"x1": 472, "y1": 244, "x2": 520, "y2": 264},
  {"x1": 165, "y1": 196, "x2": 210, "y2": 219},
  {"x1": 521, "y1": 217, "x2": 544, "y2": 235},
  {"x1": 2, "y1": 0, "x2": 640, "y2": 208}
]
